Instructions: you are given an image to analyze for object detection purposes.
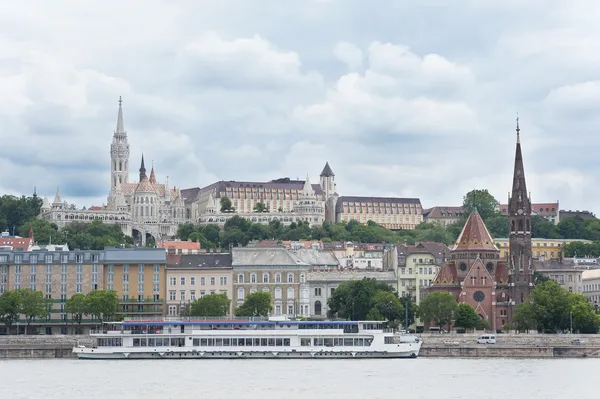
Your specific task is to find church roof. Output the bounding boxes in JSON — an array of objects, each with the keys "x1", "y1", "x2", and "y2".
[
  {"x1": 432, "y1": 264, "x2": 458, "y2": 286},
  {"x1": 320, "y1": 162, "x2": 335, "y2": 177},
  {"x1": 452, "y1": 211, "x2": 498, "y2": 252}
]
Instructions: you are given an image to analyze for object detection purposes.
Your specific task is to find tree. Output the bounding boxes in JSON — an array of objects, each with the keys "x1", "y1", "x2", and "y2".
[
  {"x1": 398, "y1": 295, "x2": 419, "y2": 329},
  {"x1": 529, "y1": 280, "x2": 572, "y2": 332},
  {"x1": 0, "y1": 194, "x2": 43, "y2": 233},
  {"x1": 512, "y1": 302, "x2": 537, "y2": 332},
  {"x1": 220, "y1": 196, "x2": 234, "y2": 213},
  {"x1": 235, "y1": 292, "x2": 272, "y2": 317},
  {"x1": 0, "y1": 290, "x2": 22, "y2": 330},
  {"x1": 570, "y1": 294, "x2": 600, "y2": 334},
  {"x1": 65, "y1": 293, "x2": 87, "y2": 330},
  {"x1": 190, "y1": 293, "x2": 231, "y2": 317},
  {"x1": 418, "y1": 292, "x2": 457, "y2": 331},
  {"x1": 533, "y1": 271, "x2": 550, "y2": 285},
  {"x1": 454, "y1": 303, "x2": 480, "y2": 331},
  {"x1": 253, "y1": 202, "x2": 267, "y2": 213},
  {"x1": 485, "y1": 216, "x2": 509, "y2": 238},
  {"x1": 18, "y1": 289, "x2": 49, "y2": 334},
  {"x1": 327, "y1": 278, "x2": 395, "y2": 322},
  {"x1": 18, "y1": 219, "x2": 62, "y2": 245},
  {"x1": 177, "y1": 223, "x2": 196, "y2": 241},
  {"x1": 531, "y1": 215, "x2": 560, "y2": 239},
  {"x1": 85, "y1": 290, "x2": 119, "y2": 324},
  {"x1": 371, "y1": 291, "x2": 404, "y2": 326},
  {"x1": 462, "y1": 189, "x2": 499, "y2": 221}
]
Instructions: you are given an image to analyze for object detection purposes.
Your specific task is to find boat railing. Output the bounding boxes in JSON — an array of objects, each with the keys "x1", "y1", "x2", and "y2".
[{"x1": 122, "y1": 316, "x2": 271, "y2": 322}]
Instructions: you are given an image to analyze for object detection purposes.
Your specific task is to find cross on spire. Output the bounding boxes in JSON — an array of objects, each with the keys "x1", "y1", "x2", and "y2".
[{"x1": 516, "y1": 113, "x2": 520, "y2": 143}]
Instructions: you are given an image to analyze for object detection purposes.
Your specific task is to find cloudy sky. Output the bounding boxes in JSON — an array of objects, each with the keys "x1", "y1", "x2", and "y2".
[{"x1": 1, "y1": 0, "x2": 598, "y2": 214}]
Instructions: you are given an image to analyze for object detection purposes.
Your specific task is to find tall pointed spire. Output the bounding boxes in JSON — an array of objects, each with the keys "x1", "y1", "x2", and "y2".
[
  {"x1": 516, "y1": 114, "x2": 520, "y2": 144},
  {"x1": 511, "y1": 116, "x2": 527, "y2": 203},
  {"x1": 320, "y1": 162, "x2": 335, "y2": 177},
  {"x1": 115, "y1": 96, "x2": 126, "y2": 136},
  {"x1": 302, "y1": 174, "x2": 314, "y2": 196},
  {"x1": 139, "y1": 154, "x2": 147, "y2": 182},
  {"x1": 53, "y1": 187, "x2": 61, "y2": 203},
  {"x1": 149, "y1": 160, "x2": 156, "y2": 184}
]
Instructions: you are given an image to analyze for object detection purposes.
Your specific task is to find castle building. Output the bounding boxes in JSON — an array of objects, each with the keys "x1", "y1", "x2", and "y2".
[
  {"x1": 428, "y1": 120, "x2": 533, "y2": 332},
  {"x1": 39, "y1": 98, "x2": 185, "y2": 245}
]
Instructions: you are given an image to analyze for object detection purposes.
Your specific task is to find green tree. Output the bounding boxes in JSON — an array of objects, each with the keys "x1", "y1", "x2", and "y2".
[
  {"x1": 18, "y1": 289, "x2": 49, "y2": 334},
  {"x1": 65, "y1": 293, "x2": 87, "y2": 330},
  {"x1": 220, "y1": 196, "x2": 234, "y2": 213},
  {"x1": 327, "y1": 278, "x2": 395, "y2": 321},
  {"x1": 85, "y1": 290, "x2": 119, "y2": 324},
  {"x1": 398, "y1": 295, "x2": 419, "y2": 329},
  {"x1": 253, "y1": 202, "x2": 267, "y2": 212},
  {"x1": 558, "y1": 216, "x2": 586, "y2": 240},
  {"x1": 190, "y1": 293, "x2": 231, "y2": 317},
  {"x1": 235, "y1": 292, "x2": 272, "y2": 317},
  {"x1": 177, "y1": 223, "x2": 196, "y2": 241},
  {"x1": 418, "y1": 292, "x2": 458, "y2": 331},
  {"x1": 0, "y1": 194, "x2": 43, "y2": 233},
  {"x1": 485, "y1": 216, "x2": 509, "y2": 238},
  {"x1": 533, "y1": 271, "x2": 550, "y2": 285},
  {"x1": 512, "y1": 302, "x2": 537, "y2": 332},
  {"x1": 371, "y1": 291, "x2": 404, "y2": 326},
  {"x1": 570, "y1": 294, "x2": 600, "y2": 334},
  {"x1": 462, "y1": 189, "x2": 499, "y2": 221},
  {"x1": 18, "y1": 219, "x2": 62, "y2": 245},
  {"x1": 0, "y1": 290, "x2": 22, "y2": 330},
  {"x1": 454, "y1": 303, "x2": 480, "y2": 331},
  {"x1": 531, "y1": 215, "x2": 560, "y2": 239}
]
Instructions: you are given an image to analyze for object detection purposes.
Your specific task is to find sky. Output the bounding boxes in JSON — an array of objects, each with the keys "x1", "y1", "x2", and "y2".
[{"x1": 1, "y1": 0, "x2": 598, "y2": 215}]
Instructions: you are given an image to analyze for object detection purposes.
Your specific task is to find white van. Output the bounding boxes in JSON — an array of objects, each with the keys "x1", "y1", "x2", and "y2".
[{"x1": 477, "y1": 334, "x2": 496, "y2": 344}]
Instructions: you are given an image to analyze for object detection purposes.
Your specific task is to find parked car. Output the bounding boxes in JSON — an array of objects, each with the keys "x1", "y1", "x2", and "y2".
[{"x1": 571, "y1": 338, "x2": 586, "y2": 345}]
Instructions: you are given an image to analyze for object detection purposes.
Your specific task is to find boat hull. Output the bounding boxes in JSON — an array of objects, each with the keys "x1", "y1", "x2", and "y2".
[{"x1": 73, "y1": 347, "x2": 420, "y2": 360}]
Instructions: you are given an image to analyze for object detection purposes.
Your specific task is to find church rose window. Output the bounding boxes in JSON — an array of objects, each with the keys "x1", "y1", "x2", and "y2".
[
  {"x1": 473, "y1": 291, "x2": 485, "y2": 302},
  {"x1": 459, "y1": 263, "x2": 467, "y2": 272},
  {"x1": 486, "y1": 262, "x2": 494, "y2": 273}
]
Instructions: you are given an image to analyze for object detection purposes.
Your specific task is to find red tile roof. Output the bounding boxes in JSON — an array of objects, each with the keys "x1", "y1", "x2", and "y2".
[
  {"x1": 157, "y1": 241, "x2": 201, "y2": 250},
  {"x1": 453, "y1": 212, "x2": 498, "y2": 252},
  {"x1": 500, "y1": 202, "x2": 558, "y2": 216},
  {"x1": 0, "y1": 237, "x2": 33, "y2": 250}
]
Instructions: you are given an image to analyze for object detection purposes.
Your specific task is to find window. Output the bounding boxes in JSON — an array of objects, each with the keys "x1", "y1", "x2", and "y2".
[
  {"x1": 168, "y1": 306, "x2": 177, "y2": 316},
  {"x1": 190, "y1": 277, "x2": 196, "y2": 285},
  {"x1": 250, "y1": 273, "x2": 257, "y2": 283},
  {"x1": 45, "y1": 255, "x2": 53, "y2": 264},
  {"x1": 275, "y1": 305, "x2": 281, "y2": 315},
  {"x1": 287, "y1": 273, "x2": 294, "y2": 283},
  {"x1": 220, "y1": 276, "x2": 227, "y2": 285},
  {"x1": 200, "y1": 291, "x2": 206, "y2": 298},
  {"x1": 200, "y1": 277, "x2": 206, "y2": 285},
  {"x1": 30, "y1": 255, "x2": 38, "y2": 264},
  {"x1": 314, "y1": 301, "x2": 322, "y2": 315},
  {"x1": 275, "y1": 287, "x2": 282, "y2": 299},
  {"x1": 300, "y1": 274, "x2": 305, "y2": 283},
  {"x1": 61, "y1": 255, "x2": 68, "y2": 264},
  {"x1": 76, "y1": 254, "x2": 84, "y2": 263},
  {"x1": 314, "y1": 287, "x2": 322, "y2": 296},
  {"x1": 275, "y1": 273, "x2": 282, "y2": 283},
  {"x1": 287, "y1": 304, "x2": 294, "y2": 315},
  {"x1": 153, "y1": 264, "x2": 160, "y2": 273},
  {"x1": 237, "y1": 288, "x2": 245, "y2": 300},
  {"x1": 169, "y1": 290, "x2": 176, "y2": 301},
  {"x1": 138, "y1": 283, "x2": 144, "y2": 293},
  {"x1": 262, "y1": 273, "x2": 269, "y2": 283},
  {"x1": 15, "y1": 255, "x2": 22, "y2": 264},
  {"x1": 180, "y1": 277, "x2": 186, "y2": 286},
  {"x1": 287, "y1": 287, "x2": 294, "y2": 299},
  {"x1": 153, "y1": 283, "x2": 159, "y2": 293},
  {"x1": 210, "y1": 277, "x2": 216, "y2": 286},
  {"x1": 190, "y1": 291, "x2": 196, "y2": 301},
  {"x1": 180, "y1": 291, "x2": 185, "y2": 301},
  {"x1": 169, "y1": 277, "x2": 176, "y2": 286},
  {"x1": 238, "y1": 274, "x2": 244, "y2": 284}
]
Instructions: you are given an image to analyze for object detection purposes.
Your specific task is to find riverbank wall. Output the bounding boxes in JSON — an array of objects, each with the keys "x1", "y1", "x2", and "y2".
[{"x1": 1, "y1": 334, "x2": 600, "y2": 359}]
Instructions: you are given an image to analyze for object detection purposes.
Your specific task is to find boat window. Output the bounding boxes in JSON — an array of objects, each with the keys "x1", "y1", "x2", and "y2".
[
  {"x1": 268, "y1": 338, "x2": 275, "y2": 346},
  {"x1": 283, "y1": 338, "x2": 290, "y2": 346},
  {"x1": 193, "y1": 338, "x2": 200, "y2": 346},
  {"x1": 261, "y1": 338, "x2": 268, "y2": 346}
]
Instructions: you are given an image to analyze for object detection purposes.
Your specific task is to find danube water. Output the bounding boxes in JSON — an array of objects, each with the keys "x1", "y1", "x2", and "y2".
[{"x1": 0, "y1": 358, "x2": 597, "y2": 398}]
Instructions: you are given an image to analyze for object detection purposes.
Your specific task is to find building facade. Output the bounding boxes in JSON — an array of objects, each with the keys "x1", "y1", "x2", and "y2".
[
  {"x1": 166, "y1": 253, "x2": 233, "y2": 317},
  {"x1": 39, "y1": 98, "x2": 186, "y2": 245},
  {"x1": 535, "y1": 259, "x2": 583, "y2": 294},
  {"x1": 495, "y1": 238, "x2": 593, "y2": 261},
  {"x1": 422, "y1": 207, "x2": 465, "y2": 226},
  {"x1": 334, "y1": 197, "x2": 422, "y2": 230},
  {"x1": 323, "y1": 241, "x2": 388, "y2": 270},
  {"x1": 0, "y1": 247, "x2": 166, "y2": 334},
  {"x1": 500, "y1": 202, "x2": 559, "y2": 224},
  {"x1": 582, "y1": 269, "x2": 600, "y2": 309}
]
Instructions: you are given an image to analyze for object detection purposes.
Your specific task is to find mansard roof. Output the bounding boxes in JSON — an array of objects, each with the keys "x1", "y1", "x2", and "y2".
[{"x1": 452, "y1": 211, "x2": 498, "y2": 252}]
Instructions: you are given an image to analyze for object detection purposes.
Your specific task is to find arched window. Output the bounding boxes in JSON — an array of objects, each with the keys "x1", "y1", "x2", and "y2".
[
  {"x1": 275, "y1": 273, "x2": 282, "y2": 283},
  {"x1": 511, "y1": 220, "x2": 515, "y2": 231},
  {"x1": 314, "y1": 301, "x2": 322, "y2": 316},
  {"x1": 287, "y1": 287, "x2": 294, "y2": 299},
  {"x1": 287, "y1": 273, "x2": 294, "y2": 283},
  {"x1": 250, "y1": 273, "x2": 257, "y2": 283},
  {"x1": 238, "y1": 274, "x2": 244, "y2": 284},
  {"x1": 119, "y1": 161, "x2": 122, "y2": 171},
  {"x1": 262, "y1": 273, "x2": 269, "y2": 283},
  {"x1": 300, "y1": 274, "x2": 305, "y2": 283},
  {"x1": 518, "y1": 220, "x2": 523, "y2": 231},
  {"x1": 237, "y1": 288, "x2": 245, "y2": 300}
]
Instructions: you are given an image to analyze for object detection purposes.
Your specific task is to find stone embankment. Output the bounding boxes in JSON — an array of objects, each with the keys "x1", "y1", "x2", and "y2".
[
  {"x1": 2, "y1": 333, "x2": 600, "y2": 359},
  {"x1": 0, "y1": 335, "x2": 94, "y2": 359},
  {"x1": 420, "y1": 333, "x2": 600, "y2": 358}
]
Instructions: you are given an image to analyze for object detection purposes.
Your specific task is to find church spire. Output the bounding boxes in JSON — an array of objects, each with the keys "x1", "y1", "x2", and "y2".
[
  {"x1": 510, "y1": 116, "x2": 528, "y2": 206},
  {"x1": 149, "y1": 160, "x2": 156, "y2": 184},
  {"x1": 115, "y1": 96, "x2": 126, "y2": 136},
  {"x1": 139, "y1": 154, "x2": 147, "y2": 182}
]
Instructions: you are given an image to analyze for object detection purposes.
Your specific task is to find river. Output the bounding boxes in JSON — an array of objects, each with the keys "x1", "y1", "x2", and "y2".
[{"x1": 0, "y1": 358, "x2": 596, "y2": 398}]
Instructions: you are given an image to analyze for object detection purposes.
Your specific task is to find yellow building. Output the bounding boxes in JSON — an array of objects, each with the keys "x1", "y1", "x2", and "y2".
[
  {"x1": 494, "y1": 238, "x2": 592, "y2": 260},
  {"x1": 103, "y1": 248, "x2": 167, "y2": 318},
  {"x1": 335, "y1": 197, "x2": 422, "y2": 230}
]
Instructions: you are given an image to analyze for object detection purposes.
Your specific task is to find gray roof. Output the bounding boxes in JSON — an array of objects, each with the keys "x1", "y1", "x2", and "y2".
[
  {"x1": 290, "y1": 249, "x2": 339, "y2": 266},
  {"x1": 104, "y1": 248, "x2": 166, "y2": 263},
  {"x1": 171, "y1": 253, "x2": 232, "y2": 269},
  {"x1": 320, "y1": 162, "x2": 335, "y2": 177},
  {"x1": 181, "y1": 187, "x2": 201, "y2": 205},
  {"x1": 232, "y1": 248, "x2": 310, "y2": 266},
  {"x1": 307, "y1": 270, "x2": 397, "y2": 283}
]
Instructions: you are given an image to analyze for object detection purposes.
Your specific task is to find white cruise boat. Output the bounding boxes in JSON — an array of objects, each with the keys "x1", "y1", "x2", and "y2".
[{"x1": 73, "y1": 318, "x2": 422, "y2": 360}]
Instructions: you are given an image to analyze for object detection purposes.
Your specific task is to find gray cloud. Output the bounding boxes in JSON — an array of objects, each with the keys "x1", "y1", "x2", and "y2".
[{"x1": 0, "y1": 0, "x2": 598, "y2": 215}]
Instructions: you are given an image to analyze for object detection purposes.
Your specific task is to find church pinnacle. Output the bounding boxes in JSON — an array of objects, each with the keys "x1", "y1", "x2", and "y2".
[
  {"x1": 115, "y1": 96, "x2": 126, "y2": 136},
  {"x1": 139, "y1": 154, "x2": 147, "y2": 182}
]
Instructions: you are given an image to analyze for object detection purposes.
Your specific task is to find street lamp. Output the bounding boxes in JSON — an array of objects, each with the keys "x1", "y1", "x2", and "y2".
[{"x1": 570, "y1": 310, "x2": 573, "y2": 334}]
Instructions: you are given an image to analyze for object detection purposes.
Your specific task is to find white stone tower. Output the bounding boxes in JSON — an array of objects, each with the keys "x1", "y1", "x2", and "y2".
[
  {"x1": 319, "y1": 162, "x2": 338, "y2": 223},
  {"x1": 110, "y1": 96, "x2": 130, "y2": 191}
]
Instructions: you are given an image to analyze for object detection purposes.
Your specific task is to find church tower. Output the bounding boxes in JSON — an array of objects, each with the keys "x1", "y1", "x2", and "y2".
[
  {"x1": 110, "y1": 96, "x2": 130, "y2": 191},
  {"x1": 508, "y1": 117, "x2": 533, "y2": 309},
  {"x1": 320, "y1": 162, "x2": 338, "y2": 223}
]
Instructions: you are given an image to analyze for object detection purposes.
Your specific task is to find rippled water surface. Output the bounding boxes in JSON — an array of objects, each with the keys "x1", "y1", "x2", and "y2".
[{"x1": 0, "y1": 358, "x2": 597, "y2": 398}]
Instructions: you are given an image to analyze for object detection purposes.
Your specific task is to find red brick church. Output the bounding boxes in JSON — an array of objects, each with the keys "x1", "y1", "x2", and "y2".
[{"x1": 429, "y1": 119, "x2": 533, "y2": 332}]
